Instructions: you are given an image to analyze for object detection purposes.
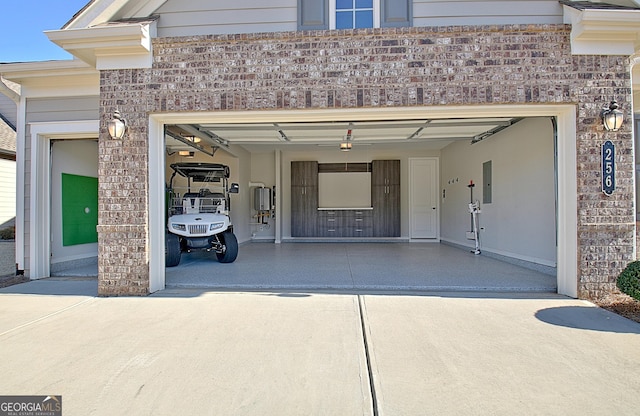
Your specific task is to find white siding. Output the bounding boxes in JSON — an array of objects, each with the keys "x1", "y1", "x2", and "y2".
[
  {"x1": 155, "y1": 0, "x2": 298, "y2": 37},
  {"x1": 25, "y1": 96, "x2": 99, "y2": 123},
  {"x1": 153, "y1": 0, "x2": 562, "y2": 37},
  {"x1": 413, "y1": 0, "x2": 564, "y2": 26},
  {"x1": 0, "y1": 158, "x2": 16, "y2": 227}
]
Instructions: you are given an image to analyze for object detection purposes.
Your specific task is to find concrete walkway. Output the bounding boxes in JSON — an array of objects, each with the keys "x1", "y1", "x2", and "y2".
[{"x1": 1, "y1": 279, "x2": 640, "y2": 415}]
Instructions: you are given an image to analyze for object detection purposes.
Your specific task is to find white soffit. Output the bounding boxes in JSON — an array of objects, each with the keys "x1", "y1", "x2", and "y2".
[
  {"x1": 563, "y1": 5, "x2": 640, "y2": 55},
  {"x1": 0, "y1": 60, "x2": 99, "y2": 96},
  {"x1": 45, "y1": 20, "x2": 156, "y2": 70}
]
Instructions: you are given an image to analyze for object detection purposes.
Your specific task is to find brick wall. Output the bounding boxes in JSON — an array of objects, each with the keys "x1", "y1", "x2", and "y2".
[{"x1": 99, "y1": 24, "x2": 634, "y2": 297}]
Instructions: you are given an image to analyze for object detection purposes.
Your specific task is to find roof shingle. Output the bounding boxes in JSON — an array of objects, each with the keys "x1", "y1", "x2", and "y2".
[
  {"x1": 0, "y1": 114, "x2": 16, "y2": 154},
  {"x1": 559, "y1": 1, "x2": 640, "y2": 11}
]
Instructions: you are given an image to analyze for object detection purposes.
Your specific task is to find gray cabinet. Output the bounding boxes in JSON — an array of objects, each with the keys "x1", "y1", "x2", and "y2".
[
  {"x1": 317, "y1": 210, "x2": 340, "y2": 237},
  {"x1": 317, "y1": 210, "x2": 372, "y2": 237},
  {"x1": 372, "y1": 160, "x2": 400, "y2": 237},
  {"x1": 291, "y1": 159, "x2": 399, "y2": 238},
  {"x1": 291, "y1": 161, "x2": 318, "y2": 237},
  {"x1": 343, "y1": 210, "x2": 373, "y2": 237}
]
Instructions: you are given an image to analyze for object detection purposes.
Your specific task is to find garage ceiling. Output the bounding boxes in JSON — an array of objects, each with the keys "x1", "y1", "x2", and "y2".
[{"x1": 165, "y1": 117, "x2": 522, "y2": 154}]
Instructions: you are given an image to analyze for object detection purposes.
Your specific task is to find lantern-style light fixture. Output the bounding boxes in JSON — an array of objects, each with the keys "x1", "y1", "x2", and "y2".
[
  {"x1": 601, "y1": 100, "x2": 624, "y2": 132},
  {"x1": 107, "y1": 110, "x2": 127, "y2": 139}
]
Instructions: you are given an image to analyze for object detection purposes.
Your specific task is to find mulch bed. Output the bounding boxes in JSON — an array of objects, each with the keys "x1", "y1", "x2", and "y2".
[
  {"x1": 0, "y1": 274, "x2": 28, "y2": 289},
  {"x1": 592, "y1": 292, "x2": 640, "y2": 324}
]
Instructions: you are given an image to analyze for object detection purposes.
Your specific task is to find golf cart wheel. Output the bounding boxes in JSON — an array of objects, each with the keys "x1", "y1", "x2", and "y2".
[
  {"x1": 165, "y1": 233, "x2": 181, "y2": 267},
  {"x1": 216, "y1": 231, "x2": 238, "y2": 263}
]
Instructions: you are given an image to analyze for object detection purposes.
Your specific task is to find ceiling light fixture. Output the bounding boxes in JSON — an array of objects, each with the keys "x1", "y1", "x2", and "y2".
[
  {"x1": 340, "y1": 142, "x2": 352, "y2": 151},
  {"x1": 340, "y1": 129, "x2": 353, "y2": 151},
  {"x1": 178, "y1": 150, "x2": 195, "y2": 158}
]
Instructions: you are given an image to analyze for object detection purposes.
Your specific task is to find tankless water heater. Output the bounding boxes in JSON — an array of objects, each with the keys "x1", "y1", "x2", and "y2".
[{"x1": 254, "y1": 187, "x2": 271, "y2": 211}]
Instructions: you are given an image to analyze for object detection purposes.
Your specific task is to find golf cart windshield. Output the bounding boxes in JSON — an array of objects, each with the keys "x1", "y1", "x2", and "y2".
[{"x1": 170, "y1": 163, "x2": 230, "y2": 183}]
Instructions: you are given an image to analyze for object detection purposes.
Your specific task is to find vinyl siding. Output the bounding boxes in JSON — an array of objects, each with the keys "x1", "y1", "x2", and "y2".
[
  {"x1": 25, "y1": 96, "x2": 99, "y2": 124},
  {"x1": 0, "y1": 158, "x2": 16, "y2": 226},
  {"x1": 155, "y1": 0, "x2": 298, "y2": 37},
  {"x1": 153, "y1": 0, "x2": 563, "y2": 37},
  {"x1": 413, "y1": 0, "x2": 564, "y2": 26}
]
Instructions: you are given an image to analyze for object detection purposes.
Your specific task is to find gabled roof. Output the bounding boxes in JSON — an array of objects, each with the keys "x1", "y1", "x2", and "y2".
[{"x1": 62, "y1": 0, "x2": 166, "y2": 30}]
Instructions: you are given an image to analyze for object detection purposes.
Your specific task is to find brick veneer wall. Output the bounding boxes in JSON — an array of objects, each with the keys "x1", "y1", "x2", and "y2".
[{"x1": 99, "y1": 24, "x2": 633, "y2": 297}]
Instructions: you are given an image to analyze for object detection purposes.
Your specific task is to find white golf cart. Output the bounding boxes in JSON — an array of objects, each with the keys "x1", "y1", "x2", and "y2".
[{"x1": 166, "y1": 162, "x2": 239, "y2": 266}]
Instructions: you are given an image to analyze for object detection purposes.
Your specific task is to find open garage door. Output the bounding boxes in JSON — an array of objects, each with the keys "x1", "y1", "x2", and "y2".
[{"x1": 158, "y1": 109, "x2": 560, "y2": 294}]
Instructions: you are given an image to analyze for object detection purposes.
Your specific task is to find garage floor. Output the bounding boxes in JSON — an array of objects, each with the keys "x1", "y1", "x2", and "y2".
[{"x1": 165, "y1": 242, "x2": 556, "y2": 292}]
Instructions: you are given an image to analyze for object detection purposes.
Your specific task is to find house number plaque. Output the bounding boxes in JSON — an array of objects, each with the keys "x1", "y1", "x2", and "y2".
[{"x1": 602, "y1": 140, "x2": 615, "y2": 196}]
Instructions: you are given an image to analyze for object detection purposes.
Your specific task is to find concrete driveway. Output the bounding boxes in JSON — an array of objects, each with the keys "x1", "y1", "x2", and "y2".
[{"x1": 1, "y1": 279, "x2": 639, "y2": 415}]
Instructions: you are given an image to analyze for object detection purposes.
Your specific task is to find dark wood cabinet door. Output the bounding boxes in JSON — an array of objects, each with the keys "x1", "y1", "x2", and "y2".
[
  {"x1": 372, "y1": 160, "x2": 400, "y2": 237},
  {"x1": 291, "y1": 161, "x2": 318, "y2": 187},
  {"x1": 372, "y1": 160, "x2": 400, "y2": 186},
  {"x1": 291, "y1": 161, "x2": 318, "y2": 236}
]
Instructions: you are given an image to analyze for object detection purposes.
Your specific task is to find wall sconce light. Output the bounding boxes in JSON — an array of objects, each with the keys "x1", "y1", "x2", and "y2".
[
  {"x1": 178, "y1": 150, "x2": 195, "y2": 158},
  {"x1": 601, "y1": 100, "x2": 624, "y2": 132},
  {"x1": 340, "y1": 142, "x2": 352, "y2": 151},
  {"x1": 107, "y1": 110, "x2": 127, "y2": 139}
]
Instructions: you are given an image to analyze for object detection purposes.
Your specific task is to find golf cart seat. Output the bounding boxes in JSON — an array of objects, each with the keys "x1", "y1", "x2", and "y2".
[{"x1": 198, "y1": 189, "x2": 226, "y2": 213}]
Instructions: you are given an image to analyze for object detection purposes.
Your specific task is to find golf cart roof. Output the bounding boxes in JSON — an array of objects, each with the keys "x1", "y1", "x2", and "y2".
[{"x1": 170, "y1": 163, "x2": 230, "y2": 181}]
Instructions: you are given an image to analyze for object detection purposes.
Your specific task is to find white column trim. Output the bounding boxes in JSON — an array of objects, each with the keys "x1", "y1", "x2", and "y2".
[
  {"x1": 555, "y1": 107, "x2": 578, "y2": 298},
  {"x1": 275, "y1": 150, "x2": 282, "y2": 244},
  {"x1": 148, "y1": 117, "x2": 165, "y2": 293}
]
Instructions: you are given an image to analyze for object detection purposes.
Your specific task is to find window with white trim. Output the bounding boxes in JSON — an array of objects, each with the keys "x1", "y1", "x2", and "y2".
[
  {"x1": 297, "y1": 0, "x2": 410, "y2": 31},
  {"x1": 330, "y1": 0, "x2": 380, "y2": 29}
]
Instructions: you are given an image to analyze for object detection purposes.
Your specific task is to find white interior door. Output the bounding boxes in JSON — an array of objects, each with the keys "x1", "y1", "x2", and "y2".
[{"x1": 409, "y1": 158, "x2": 438, "y2": 239}]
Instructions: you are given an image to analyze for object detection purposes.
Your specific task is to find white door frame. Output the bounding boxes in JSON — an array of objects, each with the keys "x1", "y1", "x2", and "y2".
[
  {"x1": 409, "y1": 157, "x2": 439, "y2": 240},
  {"x1": 149, "y1": 104, "x2": 577, "y2": 297},
  {"x1": 28, "y1": 120, "x2": 99, "y2": 279}
]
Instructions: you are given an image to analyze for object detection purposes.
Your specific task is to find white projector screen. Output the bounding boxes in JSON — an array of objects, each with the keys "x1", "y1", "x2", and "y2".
[{"x1": 318, "y1": 172, "x2": 372, "y2": 208}]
